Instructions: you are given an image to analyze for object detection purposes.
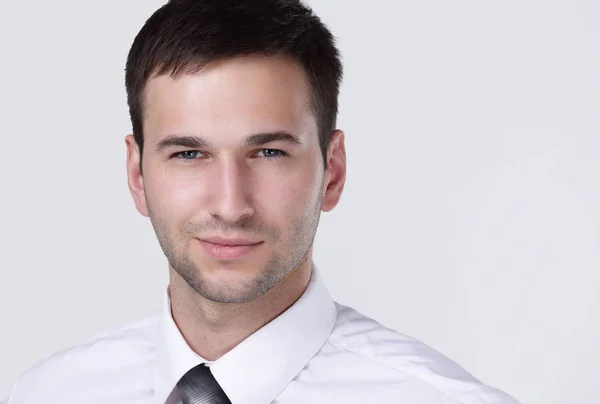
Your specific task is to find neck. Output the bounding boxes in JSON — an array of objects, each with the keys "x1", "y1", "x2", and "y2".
[{"x1": 168, "y1": 254, "x2": 313, "y2": 361}]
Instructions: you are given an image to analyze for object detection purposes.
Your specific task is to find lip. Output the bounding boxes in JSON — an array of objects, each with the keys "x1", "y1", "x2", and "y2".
[
  {"x1": 200, "y1": 236, "x2": 261, "y2": 246},
  {"x1": 197, "y1": 237, "x2": 262, "y2": 260}
]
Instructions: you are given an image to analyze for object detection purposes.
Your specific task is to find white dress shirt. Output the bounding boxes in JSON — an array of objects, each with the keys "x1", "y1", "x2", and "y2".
[{"x1": 3, "y1": 265, "x2": 520, "y2": 404}]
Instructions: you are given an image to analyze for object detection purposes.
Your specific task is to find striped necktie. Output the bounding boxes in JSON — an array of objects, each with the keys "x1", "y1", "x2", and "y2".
[{"x1": 177, "y1": 364, "x2": 232, "y2": 404}]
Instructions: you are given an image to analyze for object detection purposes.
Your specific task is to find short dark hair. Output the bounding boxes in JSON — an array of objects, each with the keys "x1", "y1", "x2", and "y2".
[{"x1": 125, "y1": 0, "x2": 343, "y2": 172}]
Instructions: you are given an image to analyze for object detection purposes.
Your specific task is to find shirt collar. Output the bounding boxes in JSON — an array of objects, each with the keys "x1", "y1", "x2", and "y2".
[{"x1": 154, "y1": 263, "x2": 337, "y2": 404}]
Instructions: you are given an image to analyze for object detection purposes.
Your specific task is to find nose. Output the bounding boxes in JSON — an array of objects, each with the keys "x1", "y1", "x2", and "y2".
[{"x1": 207, "y1": 157, "x2": 254, "y2": 225}]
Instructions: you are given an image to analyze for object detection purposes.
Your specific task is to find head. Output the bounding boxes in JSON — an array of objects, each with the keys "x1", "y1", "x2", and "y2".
[{"x1": 124, "y1": 0, "x2": 346, "y2": 303}]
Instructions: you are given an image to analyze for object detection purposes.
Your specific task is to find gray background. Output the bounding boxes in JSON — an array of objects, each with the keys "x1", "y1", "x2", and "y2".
[{"x1": 1, "y1": 1, "x2": 599, "y2": 403}]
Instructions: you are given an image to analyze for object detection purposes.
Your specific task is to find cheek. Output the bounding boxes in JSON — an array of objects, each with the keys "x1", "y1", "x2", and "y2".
[
  {"x1": 258, "y1": 170, "x2": 320, "y2": 218},
  {"x1": 146, "y1": 171, "x2": 205, "y2": 220}
]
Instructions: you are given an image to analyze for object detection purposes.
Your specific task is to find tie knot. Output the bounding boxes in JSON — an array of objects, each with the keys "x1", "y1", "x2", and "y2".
[{"x1": 177, "y1": 364, "x2": 232, "y2": 404}]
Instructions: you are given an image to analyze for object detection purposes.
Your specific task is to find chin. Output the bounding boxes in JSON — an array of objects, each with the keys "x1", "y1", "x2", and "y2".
[
  {"x1": 200, "y1": 277, "x2": 269, "y2": 304},
  {"x1": 193, "y1": 261, "x2": 272, "y2": 301}
]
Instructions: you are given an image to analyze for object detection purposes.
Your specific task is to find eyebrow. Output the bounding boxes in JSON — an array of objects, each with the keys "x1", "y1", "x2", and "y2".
[{"x1": 154, "y1": 131, "x2": 303, "y2": 152}]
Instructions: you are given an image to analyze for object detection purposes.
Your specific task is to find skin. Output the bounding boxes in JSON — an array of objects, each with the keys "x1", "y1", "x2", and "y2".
[{"x1": 125, "y1": 54, "x2": 346, "y2": 360}]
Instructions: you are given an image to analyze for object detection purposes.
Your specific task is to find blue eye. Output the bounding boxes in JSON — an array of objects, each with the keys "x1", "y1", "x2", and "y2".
[
  {"x1": 171, "y1": 149, "x2": 287, "y2": 162},
  {"x1": 256, "y1": 149, "x2": 287, "y2": 158},
  {"x1": 173, "y1": 150, "x2": 204, "y2": 160}
]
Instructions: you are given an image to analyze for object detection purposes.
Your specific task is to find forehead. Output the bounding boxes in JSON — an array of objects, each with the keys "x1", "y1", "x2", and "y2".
[{"x1": 142, "y1": 54, "x2": 317, "y2": 143}]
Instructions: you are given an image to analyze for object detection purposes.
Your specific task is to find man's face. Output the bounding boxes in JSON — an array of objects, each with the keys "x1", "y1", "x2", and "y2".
[{"x1": 126, "y1": 55, "x2": 344, "y2": 303}]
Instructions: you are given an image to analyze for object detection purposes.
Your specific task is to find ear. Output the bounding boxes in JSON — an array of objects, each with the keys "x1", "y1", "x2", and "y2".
[
  {"x1": 125, "y1": 135, "x2": 149, "y2": 217},
  {"x1": 321, "y1": 130, "x2": 347, "y2": 212}
]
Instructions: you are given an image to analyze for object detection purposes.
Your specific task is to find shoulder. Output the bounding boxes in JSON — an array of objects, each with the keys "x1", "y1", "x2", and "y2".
[
  {"x1": 6, "y1": 314, "x2": 159, "y2": 404},
  {"x1": 325, "y1": 303, "x2": 520, "y2": 404}
]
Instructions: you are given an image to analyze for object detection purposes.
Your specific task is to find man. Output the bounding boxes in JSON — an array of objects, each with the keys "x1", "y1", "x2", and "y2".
[{"x1": 2, "y1": 1, "x2": 520, "y2": 403}]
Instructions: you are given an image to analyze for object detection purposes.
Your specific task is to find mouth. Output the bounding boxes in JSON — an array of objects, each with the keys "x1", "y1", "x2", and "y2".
[{"x1": 197, "y1": 238, "x2": 263, "y2": 260}]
